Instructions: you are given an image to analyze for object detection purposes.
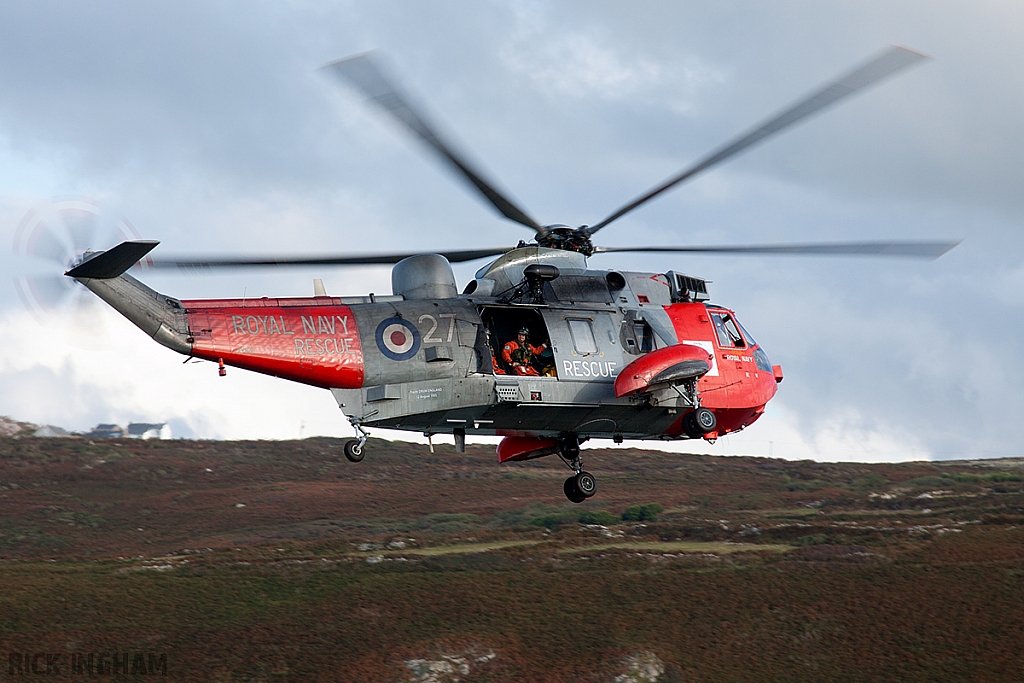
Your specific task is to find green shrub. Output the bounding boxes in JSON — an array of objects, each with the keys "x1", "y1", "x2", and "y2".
[
  {"x1": 530, "y1": 509, "x2": 619, "y2": 528},
  {"x1": 796, "y1": 534, "x2": 829, "y2": 546},
  {"x1": 781, "y1": 476, "x2": 830, "y2": 492},
  {"x1": 621, "y1": 503, "x2": 664, "y2": 522},
  {"x1": 577, "y1": 510, "x2": 618, "y2": 526},
  {"x1": 908, "y1": 476, "x2": 951, "y2": 487},
  {"x1": 946, "y1": 471, "x2": 1023, "y2": 484},
  {"x1": 489, "y1": 503, "x2": 562, "y2": 528},
  {"x1": 414, "y1": 513, "x2": 480, "y2": 534},
  {"x1": 853, "y1": 473, "x2": 888, "y2": 490},
  {"x1": 530, "y1": 512, "x2": 579, "y2": 529}
]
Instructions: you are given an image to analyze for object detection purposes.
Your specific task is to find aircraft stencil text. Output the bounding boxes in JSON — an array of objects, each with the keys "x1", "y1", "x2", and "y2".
[
  {"x1": 301, "y1": 315, "x2": 350, "y2": 335},
  {"x1": 231, "y1": 315, "x2": 296, "y2": 336},
  {"x1": 561, "y1": 360, "x2": 618, "y2": 378},
  {"x1": 294, "y1": 337, "x2": 356, "y2": 356}
]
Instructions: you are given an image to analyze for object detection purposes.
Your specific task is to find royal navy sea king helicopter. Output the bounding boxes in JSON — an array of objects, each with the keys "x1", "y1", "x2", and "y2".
[{"x1": 64, "y1": 47, "x2": 957, "y2": 502}]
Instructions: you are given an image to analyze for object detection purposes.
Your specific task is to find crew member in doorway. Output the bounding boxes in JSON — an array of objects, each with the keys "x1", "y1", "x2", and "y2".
[
  {"x1": 486, "y1": 329, "x2": 507, "y2": 375},
  {"x1": 503, "y1": 327, "x2": 549, "y2": 376}
]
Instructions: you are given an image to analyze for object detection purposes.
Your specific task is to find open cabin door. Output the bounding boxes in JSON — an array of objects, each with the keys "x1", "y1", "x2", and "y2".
[{"x1": 480, "y1": 306, "x2": 556, "y2": 377}]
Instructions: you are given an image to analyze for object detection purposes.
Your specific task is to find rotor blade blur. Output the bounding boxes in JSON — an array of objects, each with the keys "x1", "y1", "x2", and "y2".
[
  {"x1": 58, "y1": 208, "x2": 101, "y2": 255},
  {"x1": 322, "y1": 53, "x2": 544, "y2": 233},
  {"x1": 594, "y1": 239, "x2": 960, "y2": 260},
  {"x1": 588, "y1": 46, "x2": 930, "y2": 235},
  {"x1": 23, "y1": 218, "x2": 72, "y2": 264},
  {"x1": 149, "y1": 247, "x2": 513, "y2": 273},
  {"x1": 21, "y1": 275, "x2": 74, "y2": 310}
]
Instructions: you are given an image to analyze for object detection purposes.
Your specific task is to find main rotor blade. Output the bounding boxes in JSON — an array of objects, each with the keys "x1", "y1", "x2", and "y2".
[
  {"x1": 149, "y1": 247, "x2": 513, "y2": 273},
  {"x1": 594, "y1": 239, "x2": 960, "y2": 260},
  {"x1": 322, "y1": 53, "x2": 544, "y2": 233},
  {"x1": 588, "y1": 46, "x2": 930, "y2": 235}
]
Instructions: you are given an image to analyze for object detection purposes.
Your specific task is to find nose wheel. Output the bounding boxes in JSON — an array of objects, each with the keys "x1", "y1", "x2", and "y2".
[
  {"x1": 343, "y1": 439, "x2": 364, "y2": 462},
  {"x1": 557, "y1": 436, "x2": 596, "y2": 503}
]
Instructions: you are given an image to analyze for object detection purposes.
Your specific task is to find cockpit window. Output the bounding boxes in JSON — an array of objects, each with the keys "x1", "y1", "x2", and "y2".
[
  {"x1": 738, "y1": 320, "x2": 757, "y2": 347},
  {"x1": 754, "y1": 347, "x2": 772, "y2": 372},
  {"x1": 711, "y1": 312, "x2": 745, "y2": 348}
]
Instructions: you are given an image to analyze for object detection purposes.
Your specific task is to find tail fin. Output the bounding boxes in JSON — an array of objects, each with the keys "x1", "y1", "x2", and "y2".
[{"x1": 65, "y1": 241, "x2": 159, "y2": 279}]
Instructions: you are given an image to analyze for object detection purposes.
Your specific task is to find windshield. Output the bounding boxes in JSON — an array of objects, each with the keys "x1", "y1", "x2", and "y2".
[{"x1": 737, "y1": 320, "x2": 757, "y2": 346}]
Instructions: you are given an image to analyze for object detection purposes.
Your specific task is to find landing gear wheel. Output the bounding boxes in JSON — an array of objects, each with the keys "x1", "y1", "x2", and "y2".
[
  {"x1": 683, "y1": 407, "x2": 717, "y2": 437},
  {"x1": 574, "y1": 471, "x2": 597, "y2": 498},
  {"x1": 563, "y1": 476, "x2": 586, "y2": 504},
  {"x1": 344, "y1": 440, "x2": 364, "y2": 463},
  {"x1": 693, "y1": 407, "x2": 717, "y2": 433}
]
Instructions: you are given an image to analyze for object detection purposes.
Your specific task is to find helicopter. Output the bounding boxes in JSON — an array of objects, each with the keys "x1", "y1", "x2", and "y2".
[{"x1": 63, "y1": 46, "x2": 958, "y2": 502}]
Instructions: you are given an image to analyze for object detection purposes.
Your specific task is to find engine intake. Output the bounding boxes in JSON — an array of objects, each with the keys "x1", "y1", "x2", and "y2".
[{"x1": 392, "y1": 254, "x2": 458, "y2": 300}]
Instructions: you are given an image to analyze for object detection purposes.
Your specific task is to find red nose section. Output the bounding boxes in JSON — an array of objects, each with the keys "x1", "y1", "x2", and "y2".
[
  {"x1": 614, "y1": 343, "x2": 713, "y2": 398},
  {"x1": 497, "y1": 436, "x2": 559, "y2": 463}
]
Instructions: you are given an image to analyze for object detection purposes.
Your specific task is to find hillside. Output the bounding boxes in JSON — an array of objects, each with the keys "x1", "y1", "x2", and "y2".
[{"x1": 1, "y1": 435, "x2": 1022, "y2": 681}]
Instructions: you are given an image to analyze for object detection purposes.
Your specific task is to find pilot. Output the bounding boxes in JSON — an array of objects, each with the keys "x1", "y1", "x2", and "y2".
[{"x1": 503, "y1": 327, "x2": 548, "y2": 376}]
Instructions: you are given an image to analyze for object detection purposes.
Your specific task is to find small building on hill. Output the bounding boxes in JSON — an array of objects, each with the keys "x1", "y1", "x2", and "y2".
[
  {"x1": 88, "y1": 424, "x2": 125, "y2": 439},
  {"x1": 33, "y1": 425, "x2": 70, "y2": 437},
  {"x1": 126, "y1": 423, "x2": 171, "y2": 440}
]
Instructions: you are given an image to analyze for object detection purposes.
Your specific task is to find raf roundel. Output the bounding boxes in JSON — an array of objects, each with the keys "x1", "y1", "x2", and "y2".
[{"x1": 375, "y1": 317, "x2": 421, "y2": 361}]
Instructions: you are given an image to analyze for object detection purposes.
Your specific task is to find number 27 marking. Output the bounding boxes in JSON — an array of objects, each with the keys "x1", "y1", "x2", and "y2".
[{"x1": 419, "y1": 314, "x2": 456, "y2": 343}]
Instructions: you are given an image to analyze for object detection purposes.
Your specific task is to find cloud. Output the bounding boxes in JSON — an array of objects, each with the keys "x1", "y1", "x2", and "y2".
[
  {"x1": 506, "y1": 33, "x2": 665, "y2": 99},
  {"x1": 648, "y1": 402, "x2": 929, "y2": 463},
  {"x1": 0, "y1": 1, "x2": 1022, "y2": 462},
  {"x1": 500, "y1": 30, "x2": 724, "y2": 109},
  {"x1": 0, "y1": 307, "x2": 351, "y2": 440}
]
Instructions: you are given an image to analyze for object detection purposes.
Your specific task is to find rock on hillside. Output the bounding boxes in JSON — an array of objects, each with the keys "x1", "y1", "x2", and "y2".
[
  {"x1": 615, "y1": 652, "x2": 666, "y2": 683},
  {"x1": 404, "y1": 647, "x2": 496, "y2": 683},
  {"x1": 0, "y1": 416, "x2": 37, "y2": 437}
]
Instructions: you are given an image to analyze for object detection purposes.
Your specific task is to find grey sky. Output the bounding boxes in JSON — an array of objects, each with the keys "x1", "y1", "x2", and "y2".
[{"x1": 1, "y1": 1, "x2": 1021, "y2": 459}]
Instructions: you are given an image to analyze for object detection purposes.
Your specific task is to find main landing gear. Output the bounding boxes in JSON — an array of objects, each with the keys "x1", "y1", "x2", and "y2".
[
  {"x1": 558, "y1": 435, "x2": 596, "y2": 503},
  {"x1": 682, "y1": 406, "x2": 717, "y2": 439}
]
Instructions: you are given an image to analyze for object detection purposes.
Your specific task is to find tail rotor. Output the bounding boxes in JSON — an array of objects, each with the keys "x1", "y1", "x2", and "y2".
[{"x1": 12, "y1": 198, "x2": 148, "y2": 348}]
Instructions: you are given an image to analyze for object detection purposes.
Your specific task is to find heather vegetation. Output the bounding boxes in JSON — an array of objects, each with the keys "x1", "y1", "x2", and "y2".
[{"x1": 1, "y1": 434, "x2": 1023, "y2": 681}]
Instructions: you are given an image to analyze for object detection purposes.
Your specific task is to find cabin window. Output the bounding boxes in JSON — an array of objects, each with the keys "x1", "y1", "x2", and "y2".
[
  {"x1": 632, "y1": 321, "x2": 655, "y2": 353},
  {"x1": 567, "y1": 319, "x2": 598, "y2": 355},
  {"x1": 710, "y1": 312, "x2": 745, "y2": 348}
]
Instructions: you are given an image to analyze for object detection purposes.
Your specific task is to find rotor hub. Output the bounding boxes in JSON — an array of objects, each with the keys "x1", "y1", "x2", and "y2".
[{"x1": 536, "y1": 226, "x2": 594, "y2": 256}]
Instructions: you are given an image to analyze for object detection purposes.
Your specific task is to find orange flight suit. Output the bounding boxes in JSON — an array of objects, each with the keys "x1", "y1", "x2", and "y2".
[{"x1": 502, "y1": 339, "x2": 547, "y2": 376}]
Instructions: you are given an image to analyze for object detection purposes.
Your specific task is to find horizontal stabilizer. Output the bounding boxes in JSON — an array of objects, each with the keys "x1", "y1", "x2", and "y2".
[{"x1": 65, "y1": 241, "x2": 160, "y2": 279}]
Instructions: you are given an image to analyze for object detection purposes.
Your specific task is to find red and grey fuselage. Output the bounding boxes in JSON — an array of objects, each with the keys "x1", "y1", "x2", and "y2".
[{"x1": 69, "y1": 245, "x2": 781, "y2": 454}]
